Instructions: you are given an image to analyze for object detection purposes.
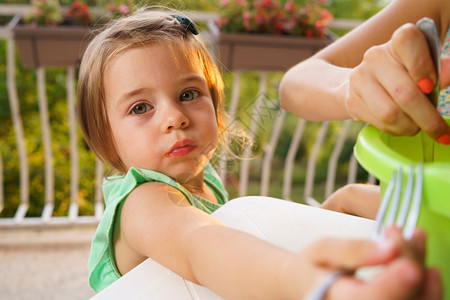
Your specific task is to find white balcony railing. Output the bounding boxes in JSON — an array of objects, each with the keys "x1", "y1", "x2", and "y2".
[{"x1": 0, "y1": 7, "x2": 372, "y2": 228}]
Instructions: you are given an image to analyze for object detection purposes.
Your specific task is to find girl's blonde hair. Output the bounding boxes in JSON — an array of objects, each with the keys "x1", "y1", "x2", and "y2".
[{"x1": 77, "y1": 8, "x2": 226, "y2": 173}]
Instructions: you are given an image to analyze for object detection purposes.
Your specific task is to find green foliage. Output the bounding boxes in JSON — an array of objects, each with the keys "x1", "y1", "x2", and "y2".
[
  {"x1": 327, "y1": 0, "x2": 387, "y2": 19},
  {"x1": 134, "y1": 0, "x2": 218, "y2": 11},
  {"x1": 216, "y1": 0, "x2": 333, "y2": 37},
  {"x1": 0, "y1": 40, "x2": 98, "y2": 217},
  {"x1": 23, "y1": 0, "x2": 63, "y2": 26},
  {"x1": 0, "y1": 0, "x2": 381, "y2": 216}
]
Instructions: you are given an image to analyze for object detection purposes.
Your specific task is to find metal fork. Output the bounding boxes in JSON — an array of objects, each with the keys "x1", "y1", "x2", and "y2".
[
  {"x1": 372, "y1": 163, "x2": 423, "y2": 242},
  {"x1": 306, "y1": 163, "x2": 423, "y2": 300}
]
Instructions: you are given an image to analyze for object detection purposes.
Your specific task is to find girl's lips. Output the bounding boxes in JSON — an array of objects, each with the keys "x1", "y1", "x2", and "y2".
[{"x1": 166, "y1": 140, "x2": 196, "y2": 157}]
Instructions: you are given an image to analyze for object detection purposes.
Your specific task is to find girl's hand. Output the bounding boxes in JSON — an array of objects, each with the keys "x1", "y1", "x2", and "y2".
[
  {"x1": 297, "y1": 228, "x2": 442, "y2": 300},
  {"x1": 344, "y1": 23, "x2": 450, "y2": 143}
]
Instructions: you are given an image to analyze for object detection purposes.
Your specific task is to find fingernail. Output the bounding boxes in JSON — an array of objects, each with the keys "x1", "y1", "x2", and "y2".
[
  {"x1": 375, "y1": 239, "x2": 396, "y2": 253},
  {"x1": 437, "y1": 133, "x2": 450, "y2": 145},
  {"x1": 417, "y1": 77, "x2": 434, "y2": 94}
]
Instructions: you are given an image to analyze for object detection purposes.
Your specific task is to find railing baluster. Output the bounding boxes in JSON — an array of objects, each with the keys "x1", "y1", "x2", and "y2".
[
  {"x1": 0, "y1": 154, "x2": 3, "y2": 214},
  {"x1": 325, "y1": 119, "x2": 353, "y2": 198},
  {"x1": 0, "y1": 15, "x2": 368, "y2": 226},
  {"x1": 260, "y1": 108, "x2": 285, "y2": 196},
  {"x1": 282, "y1": 118, "x2": 306, "y2": 201},
  {"x1": 6, "y1": 35, "x2": 29, "y2": 223},
  {"x1": 347, "y1": 154, "x2": 358, "y2": 184},
  {"x1": 68, "y1": 201, "x2": 79, "y2": 222},
  {"x1": 347, "y1": 154, "x2": 374, "y2": 184},
  {"x1": 304, "y1": 121, "x2": 329, "y2": 203},
  {"x1": 67, "y1": 66, "x2": 79, "y2": 221},
  {"x1": 41, "y1": 202, "x2": 54, "y2": 223},
  {"x1": 219, "y1": 71, "x2": 241, "y2": 182},
  {"x1": 368, "y1": 174, "x2": 376, "y2": 184},
  {"x1": 37, "y1": 67, "x2": 55, "y2": 222},
  {"x1": 239, "y1": 72, "x2": 267, "y2": 197}
]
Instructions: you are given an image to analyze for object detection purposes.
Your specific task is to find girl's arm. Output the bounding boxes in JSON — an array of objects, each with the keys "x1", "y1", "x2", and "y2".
[
  {"x1": 119, "y1": 182, "x2": 302, "y2": 298},
  {"x1": 279, "y1": 0, "x2": 450, "y2": 140},
  {"x1": 117, "y1": 182, "x2": 440, "y2": 299}
]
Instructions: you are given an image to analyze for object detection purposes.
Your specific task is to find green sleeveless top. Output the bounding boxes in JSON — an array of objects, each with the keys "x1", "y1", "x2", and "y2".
[{"x1": 88, "y1": 163, "x2": 228, "y2": 292}]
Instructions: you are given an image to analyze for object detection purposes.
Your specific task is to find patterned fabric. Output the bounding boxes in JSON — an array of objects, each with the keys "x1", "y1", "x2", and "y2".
[{"x1": 438, "y1": 26, "x2": 450, "y2": 116}]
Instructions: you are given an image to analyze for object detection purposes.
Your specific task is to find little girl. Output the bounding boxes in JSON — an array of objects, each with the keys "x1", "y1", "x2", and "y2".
[{"x1": 77, "y1": 8, "x2": 439, "y2": 299}]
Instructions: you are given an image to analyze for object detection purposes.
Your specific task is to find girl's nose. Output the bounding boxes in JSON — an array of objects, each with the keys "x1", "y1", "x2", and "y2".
[{"x1": 162, "y1": 106, "x2": 189, "y2": 132}]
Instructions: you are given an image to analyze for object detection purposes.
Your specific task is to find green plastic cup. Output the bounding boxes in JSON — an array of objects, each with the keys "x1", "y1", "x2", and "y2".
[{"x1": 354, "y1": 117, "x2": 450, "y2": 299}]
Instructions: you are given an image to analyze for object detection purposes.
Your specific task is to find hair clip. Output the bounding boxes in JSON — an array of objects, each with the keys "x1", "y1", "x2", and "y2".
[{"x1": 172, "y1": 15, "x2": 199, "y2": 35}]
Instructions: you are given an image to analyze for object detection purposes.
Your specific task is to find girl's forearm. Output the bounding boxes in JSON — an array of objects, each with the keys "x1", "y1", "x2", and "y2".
[
  {"x1": 279, "y1": 59, "x2": 352, "y2": 121},
  {"x1": 183, "y1": 224, "x2": 304, "y2": 300}
]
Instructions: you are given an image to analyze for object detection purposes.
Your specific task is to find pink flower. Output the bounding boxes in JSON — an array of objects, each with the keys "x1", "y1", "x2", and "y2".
[
  {"x1": 243, "y1": 11, "x2": 252, "y2": 30},
  {"x1": 255, "y1": 14, "x2": 264, "y2": 25},
  {"x1": 243, "y1": 11, "x2": 251, "y2": 22},
  {"x1": 284, "y1": 1, "x2": 294, "y2": 12},
  {"x1": 218, "y1": 0, "x2": 333, "y2": 37},
  {"x1": 282, "y1": 20, "x2": 295, "y2": 31},
  {"x1": 321, "y1": 9, "x2": 332, "y2": 20},
  {"x1": 219, "y1": 17, "x2": 230, "y2": 26},
  {"x1": 315, "y1": 19, "x2": 324, "y2": 30},
  {"x1": 118, "y1": 4, "x2": 130, "y2": 14}
]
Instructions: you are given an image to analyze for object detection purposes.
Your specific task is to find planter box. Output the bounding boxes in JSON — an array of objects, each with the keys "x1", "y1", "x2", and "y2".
[
  {"x1": 215, "y1": 32, "x2": 333, "y2": 72},
  {"x1": 10, "y1": 16, "x2": 94, "y2": 69}
]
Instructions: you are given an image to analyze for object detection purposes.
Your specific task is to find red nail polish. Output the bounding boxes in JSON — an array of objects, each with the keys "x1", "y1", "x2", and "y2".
[
  {"x1": 437, "y1": 133, "x2": 450, "y2": 145},
  {"x1": 417, "y1": 78, "x2": 433, "y2": 94}
]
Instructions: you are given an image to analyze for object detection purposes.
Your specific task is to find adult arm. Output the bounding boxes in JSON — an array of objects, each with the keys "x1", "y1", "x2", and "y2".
[{"x1": 280, "y1": 0, "x2": 450, "y2": 140}]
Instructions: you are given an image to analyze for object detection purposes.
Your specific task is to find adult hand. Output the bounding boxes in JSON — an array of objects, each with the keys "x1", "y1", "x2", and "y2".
[
  {"x1": 344, "y1": 23, "x2": 450, "y2": 143},
  {"x1": 302, "y1": 228, "x2": 442, "y2": 300}
]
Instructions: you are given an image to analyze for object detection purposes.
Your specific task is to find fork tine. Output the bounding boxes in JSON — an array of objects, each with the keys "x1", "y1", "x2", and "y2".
[
  {"x1": 371, "y1": 169, "x2": 397, "y2": 241},
  {"x1": 403, "y1": 163, "x2": 423, "y2": 240},
  {"x1": 311, "y1": 164, "x2": 423, "y2": 298},
  {"x1": 396, "y1": 165, "x2": 415, "y2": 228},
  {"x1": 385, "y1": 168, "x2": 403, "y2": 228}
]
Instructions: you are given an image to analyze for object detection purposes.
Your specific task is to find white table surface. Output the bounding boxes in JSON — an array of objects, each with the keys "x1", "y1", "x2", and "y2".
[{"x1": 92, "y1": 196, "x2": 375, "y2": 299}]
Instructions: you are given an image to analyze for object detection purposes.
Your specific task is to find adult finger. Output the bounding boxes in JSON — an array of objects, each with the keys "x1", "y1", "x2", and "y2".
[
  {"x1": 385, "y1": 79, "x2": 449, "y2": 141},
  {"x1": 420, "y1": 268, "x2": 443, "y2": 300},
  {"x1": 388, "y1": 24, "x2": 450, "y2": 140},
  {"x1": 307, "y1": 238, "x2": 399, "y2": 270},
  {"x1": 389, "y1": 23, "x2": 437, "y2": 85},
  {"x1": 349, "y1": 48, "x2": 419, "y2": 135},
  {"x1": 370, "y1": 46, "x2": 438, "y2": 136},
  {"x1": 328, "y1": 258, "x2": 422, "y2": 300},
  {"x1": 409, "y1": 229, "x2": 427, "y2": 263}
]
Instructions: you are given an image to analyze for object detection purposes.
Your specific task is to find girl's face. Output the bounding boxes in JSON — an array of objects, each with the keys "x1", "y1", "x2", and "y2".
[{"x1": 104, "y1": 43, "x2": 219, "y2": 183}]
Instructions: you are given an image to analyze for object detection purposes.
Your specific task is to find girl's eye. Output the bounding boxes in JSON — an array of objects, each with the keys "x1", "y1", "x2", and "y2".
[
  {"x1": 180, "y1": 90, "x2": 200, "y2": 102},
  {"x1": 131, "y1": 103, "x2": 152, "y2": 115}
]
